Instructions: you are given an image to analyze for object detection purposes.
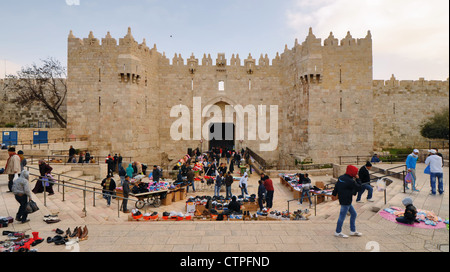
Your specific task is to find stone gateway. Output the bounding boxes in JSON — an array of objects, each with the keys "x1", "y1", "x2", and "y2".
[{"x1": 61, "y1": 27, "x2": 449, "y2": 168}]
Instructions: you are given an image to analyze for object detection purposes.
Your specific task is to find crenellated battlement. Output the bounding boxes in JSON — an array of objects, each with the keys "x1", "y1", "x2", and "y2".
[
  {"x1": 68, "y1": 27, "x2": 159, "y2": 58},
  {"x1": 373, "y1": 74, "x2": 450, "y2": 91},
  {"x1": 68, "y1": 27, "x2": 372, "y2": 77}
]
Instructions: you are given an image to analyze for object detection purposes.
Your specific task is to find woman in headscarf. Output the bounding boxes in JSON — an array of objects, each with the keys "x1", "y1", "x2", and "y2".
[
  {"x1": 12, "y1": 170, "x2": 33, "y2": 223},
  {"x1": 32, "y1": 160, "x2": 54, "y2": 195}
]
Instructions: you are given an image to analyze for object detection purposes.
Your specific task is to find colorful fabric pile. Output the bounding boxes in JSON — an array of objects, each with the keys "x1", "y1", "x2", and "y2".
[
  {"x1": 380, "y1": 206, "x2": 446, "y2": 229},
  {"x1": 176, "y1": 154, "x2": 191, "y2": 168},
  {"x1": 146, "y1": 181, "x2": 170, "y2": 192},
  {"x1": 192, "y1": 162, "x2": 203, "y2": 172}
]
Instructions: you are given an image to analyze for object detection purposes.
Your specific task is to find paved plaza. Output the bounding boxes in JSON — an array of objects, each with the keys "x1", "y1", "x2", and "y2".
[{"x1": 0, "y1": 162, "x2": 448, "y2": 253}]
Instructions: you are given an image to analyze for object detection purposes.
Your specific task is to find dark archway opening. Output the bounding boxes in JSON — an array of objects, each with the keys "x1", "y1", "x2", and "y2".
[{"x1": 209, "y1": 123, "x2": 235, "y2": 152}]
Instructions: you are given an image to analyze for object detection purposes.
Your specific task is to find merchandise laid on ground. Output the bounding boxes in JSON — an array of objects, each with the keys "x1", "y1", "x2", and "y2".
[
  {"x1": 379, "y1": 206, "x2": 449, "y2": 229},
  {"x1": 0, "y1": 213, "x2": 88, "y2": 252},
  {"x1": 280, "y1": 173, "x2": 335, "y2": 203},
  {"x1": 127, "y1": 194, "x2": 312, "y2": 222}
]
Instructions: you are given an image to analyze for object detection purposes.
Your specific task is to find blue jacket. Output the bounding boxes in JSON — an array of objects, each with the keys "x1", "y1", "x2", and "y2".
[
  {"x1": 406, "y1": 154, "x2": 418, "y2": 170},
  {"x1": 126, "y1": 164, "x2": 134, "y2": 178}
]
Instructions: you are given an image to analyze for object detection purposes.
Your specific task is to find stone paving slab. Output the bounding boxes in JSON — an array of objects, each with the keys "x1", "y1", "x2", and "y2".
[{"x1": 0, "y1": 163, "x2": 448, "y2": 253}]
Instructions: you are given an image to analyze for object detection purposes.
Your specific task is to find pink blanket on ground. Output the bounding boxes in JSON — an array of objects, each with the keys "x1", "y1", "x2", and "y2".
[{"x1": 378, "y1": 211, "x2": 446, "y2": 229}]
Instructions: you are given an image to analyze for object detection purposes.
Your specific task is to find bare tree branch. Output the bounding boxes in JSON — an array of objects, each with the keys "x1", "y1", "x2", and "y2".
[{"x1": 4, "y1": 57, "x2": 67, "y2": 127}]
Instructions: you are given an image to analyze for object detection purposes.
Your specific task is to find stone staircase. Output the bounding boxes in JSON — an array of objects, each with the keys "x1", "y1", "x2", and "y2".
[
  {"x1": 313, "y1": 167, "x2": 407, "y2": 223},
  {"x1": 25, "y1": 163, "x2": 129, "y2": 224}
]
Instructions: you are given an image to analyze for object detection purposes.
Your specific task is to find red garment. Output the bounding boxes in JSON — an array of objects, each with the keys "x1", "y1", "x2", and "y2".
[
  {"x1": 264, "y1": 178, "x2": 274, "y2": 191},
  {"x1": 345, "y1": 165, "x2": 359, "y2": 178}
]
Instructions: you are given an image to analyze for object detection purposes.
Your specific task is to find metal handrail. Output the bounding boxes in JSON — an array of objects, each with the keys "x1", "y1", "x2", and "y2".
[
  {"x1": 370, "y1": 164, "x2": 407, "y2": 175},
  {"x1": 338, "y1": 154, "x2": 411, "y2": 165},
  {"x1": 368, "y1": 168, "x2": 409, "y2": 204},
  {"x1": 26, "y1": 155, "x2": 101, "y2": 165},
  {"x1": 28, "y1": 172, "x2": 137, "y2": 218},
  {"x1": 26, "y1": 165, "x2": 101, "y2": 188}
]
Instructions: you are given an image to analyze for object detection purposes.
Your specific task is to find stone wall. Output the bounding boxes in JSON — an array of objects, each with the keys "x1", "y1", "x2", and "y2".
[
  {"x1": 62, "y1": 27, "x2": 449, "y2": 168},
  {"x1": 373, "y1": 76, "x2": 449, "y2": 149},
  {"x1": 0, "y1": 79, "x2": 67, "y2": 128}
]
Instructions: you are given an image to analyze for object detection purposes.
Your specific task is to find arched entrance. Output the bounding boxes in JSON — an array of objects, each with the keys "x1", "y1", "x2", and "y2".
[{"x1": 204, "y1": 100, "x2": 236, "y2": 152}]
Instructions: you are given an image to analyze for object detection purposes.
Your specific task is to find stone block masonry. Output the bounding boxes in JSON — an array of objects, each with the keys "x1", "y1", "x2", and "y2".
[{"x1": 11, "y1": 26, "x2": 444, "y2": 168}]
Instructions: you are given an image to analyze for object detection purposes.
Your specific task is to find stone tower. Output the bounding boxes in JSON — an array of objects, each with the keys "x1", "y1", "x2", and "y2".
[{"x1": 66, "y1": 27, "x2": 375, "y2": 167}]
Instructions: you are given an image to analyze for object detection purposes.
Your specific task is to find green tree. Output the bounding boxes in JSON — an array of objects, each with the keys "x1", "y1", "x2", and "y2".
[{"x1": 420, "y1": 108, "x2": 449, "y2": 140}]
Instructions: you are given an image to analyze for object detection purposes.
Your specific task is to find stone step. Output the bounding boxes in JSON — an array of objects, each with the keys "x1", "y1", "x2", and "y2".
[{"x1": 32, "y1": 187, "x2": 125, "y2": 224}]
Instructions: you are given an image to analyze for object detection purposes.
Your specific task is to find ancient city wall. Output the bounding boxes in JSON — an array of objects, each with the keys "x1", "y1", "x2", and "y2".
[
  {"x1": 0, "y1": 79, "x2": 67, "y2": 128},
  {"x1": 3, "y1": 27, "x2": 447, "y2": 167},
  {"x1": 372, "y1": 76, "x2": 449, "y2": 149}
]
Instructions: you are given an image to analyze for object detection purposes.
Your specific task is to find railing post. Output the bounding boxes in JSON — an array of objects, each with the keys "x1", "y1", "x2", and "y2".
[
  {"x1": 83, "y1": 190, "x2": 87, "y2": 217},
  {"x1": 314, "y1": 194, "x2": 317, "y2": 216},
  {"x1": 93, "y1": 188, "x2": 96, "y2": 207},
  {"x1": 118, "y1": 197, "x2": 120, "y2": 218},
  {"x1": 402, "y1": 170, "x2": 406, "y2": 193},
  {"x1": 62, "y1": 180, "x2": 65, "y2": 202},
  {"x1": 43, "y1": 179, "x2": 47, "y2": 207},
  {"x1": 57, "y1": 174, "x2": 61, "y2": 193}
]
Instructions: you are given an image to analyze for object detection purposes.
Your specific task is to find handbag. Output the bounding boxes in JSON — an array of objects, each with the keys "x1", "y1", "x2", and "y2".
[
  {"x1": 26, "y1": 200, "x2": 39, "y2": 213},
  {"x1": 404, "y1": 172, "x2": 413, "y2": 184},
  {"x1": 42, "y1": 177, "x2": 50, "y2": 187},
  {"x1": 424, "y1": 165, "x2": 431, "y2": 175}
]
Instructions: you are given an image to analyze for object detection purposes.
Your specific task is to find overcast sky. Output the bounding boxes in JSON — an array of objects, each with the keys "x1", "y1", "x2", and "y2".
[{"x1": 0, "y1": 0, "x2": 448, "y2": 80}]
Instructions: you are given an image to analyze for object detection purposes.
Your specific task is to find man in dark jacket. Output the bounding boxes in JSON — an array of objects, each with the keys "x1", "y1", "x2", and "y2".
[
  {"x1": 101, "y1": 174, "x2": 116, "y2": 207},
  {"x1": 332, "y1": 165, "x2": 362, "y2": 238},
  {"x1": 228, "y1": 196, "x2": 241, "y2": 213},
  {"x1": 152, "y1": 165, "x2": 160, "y2": 183},
  {"x1": 224, "y1": 172, "x2": 234, "y2": 199},
  {"x1": 257, "y1": 179, "x2": 266, "y2": 211},
  {"x1": 356, "y1": 162, "x2": 374, "y2": 203},
  {"x1": 121, "y1": 175, "x2": 131, "y2": 213},
  {"x1": 214, "y1": 172, "x2": 224, "y2": 197},
  {"x1": 68, "y1": 146, "x2": 76, "y2": 163},
  {"x1": 186, "y1": 167, "x2": 195, "y2": 193}
]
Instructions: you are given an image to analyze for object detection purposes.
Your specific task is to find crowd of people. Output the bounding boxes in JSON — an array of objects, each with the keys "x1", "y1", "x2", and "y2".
[
  {"x1": 1, "y1": 144, "x2": 446, "y2": 237},
  {"x1": 332, "y1": 147, "x2": 446, "y2": 238}
]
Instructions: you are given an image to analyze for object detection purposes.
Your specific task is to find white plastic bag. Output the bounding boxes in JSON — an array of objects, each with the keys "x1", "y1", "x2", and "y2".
[{"x1": 376, "y1": 178, "x2": 386, "y2": 191}]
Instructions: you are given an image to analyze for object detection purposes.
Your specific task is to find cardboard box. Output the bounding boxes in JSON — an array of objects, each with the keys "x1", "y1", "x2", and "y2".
[
  {"x1": 316, "y1": 194, "x2": 325, "y2": 204},
  {"x1": 172, "y1": 190, "x2": 181, "y2": 202},
  {"x1": 243, "y1": 202, "x2": 258, "y2": 212},
  {"x1": 162, "y1": 192, "x2": 173, "y2": 205},
  {"x1": 179, "y1": 188, "x2": 186, "y2": 200},
  {"x1": 195, "y1": 204, "x2": 206, "y2": 214}
]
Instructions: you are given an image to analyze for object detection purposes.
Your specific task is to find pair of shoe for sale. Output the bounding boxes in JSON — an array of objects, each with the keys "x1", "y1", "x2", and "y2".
[
  {"x1": 67, "y1": 226, "x2": 88, "y2": 241},
  {"x1": 48, "y1": 226, "x2": 88, "y2": 245},
  {"x1": 243, "y1": 211, "x2": 251, "y2": 219},
  {"x1": 43, "y1": 214, "x2": 61, "y2": 224}
]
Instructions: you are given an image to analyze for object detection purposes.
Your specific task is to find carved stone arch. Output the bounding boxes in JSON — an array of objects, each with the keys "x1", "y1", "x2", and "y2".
[{"x1": 202, "y1": 96, "x2": 238, "y2": 110}]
